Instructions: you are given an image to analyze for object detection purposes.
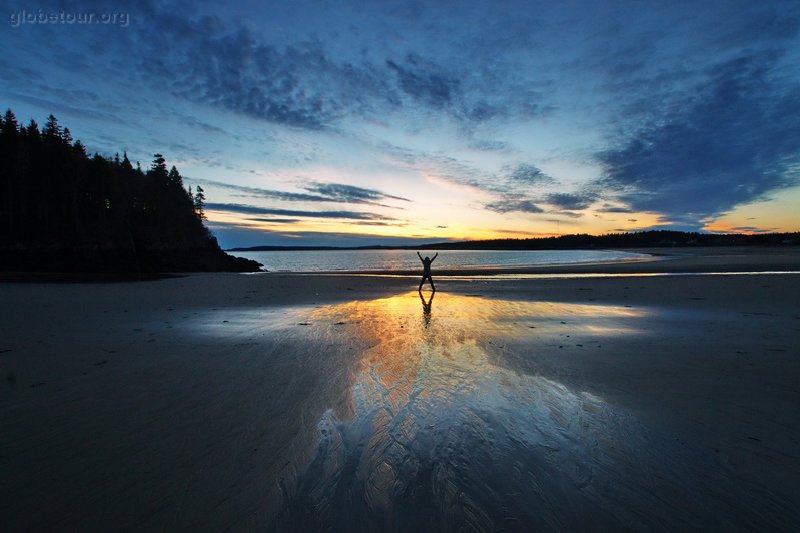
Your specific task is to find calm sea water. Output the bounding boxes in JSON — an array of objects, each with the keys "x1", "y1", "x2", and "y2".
[{"x1": 228, "y1": 249, "x2": 650, "y2": 272}]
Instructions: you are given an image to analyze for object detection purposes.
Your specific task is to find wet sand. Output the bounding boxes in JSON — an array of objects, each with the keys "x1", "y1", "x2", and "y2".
[{"x1": 1, "y1": 248, "x2": 799, "y2": 530}]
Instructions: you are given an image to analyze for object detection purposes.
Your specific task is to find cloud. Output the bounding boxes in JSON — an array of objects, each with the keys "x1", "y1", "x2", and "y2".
[
  {"x1": 65, "y1": 0, "x2": 551, "y2": 131},
  {"x1": 550, "y1": 211, "x2": 584, "y2": 219},
  {"x1": 599, "y1": 50, "x2": 800, "y2": 228},
  {"x1": 386, "y1": 55, "x2": 459, "y2": 108},
  {"x1": 148, "y1": 29, "x2": 346, "y2": 129},
  {"x1": 191, "y1": 178, "x2": 407, "y2": 206},
  {"x1": 190, "y1": 178, "x2": 334, "y2": 202},
  {"x1": 303, "y1": 182, "x2": 410, "y2": 204},
  {"x1": 484, "y1": 199, "x2": 544, "y2": 214},
  {"x1": 727, "y1": 226, "x2": 778, "y2": 233},
  {"x1": 598, "y1": 205, "x2": 634, "y2": 213},
  {"x1": 544, "y1": 192, "x2": 595, "y2": 210},
  {"x1": 399, "y1": 155, "x2": 558, "y2": 199},
  {"x1": 476, "y1": 166, "x2": 589, "y2": 216},
  {"x1": 386, "y1": 54, "x2": 459, "y2": 107},
  {"x1": 0, "y1": 0, "x2": 545, "y2": 146},
  {"x1": 507, "y1": 164, "x2": 558, "y2": 186},
  {"x1": 86, "y1": 3, "x2": 488, "y2": 130},
  {"x1": 205, "y1": 202, "x2": 395, "y2": 221},
  {"x1": 348, "y1": 220, "x2": 407, "y2": 227},
  {"x1": 245, "y1": 217, "x2": 302, "y2": 223}
]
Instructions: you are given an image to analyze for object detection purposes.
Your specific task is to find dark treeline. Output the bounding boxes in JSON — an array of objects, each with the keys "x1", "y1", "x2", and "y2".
[
  {"x1": 419, "y1": 230, "x2": 800, "y2": 250},
  {"x1": 233, "y1": 230, "x2": 800, "y2": 252},
  {"x1": 0, "y1": 109, "x2": 260, "y2": 272}
]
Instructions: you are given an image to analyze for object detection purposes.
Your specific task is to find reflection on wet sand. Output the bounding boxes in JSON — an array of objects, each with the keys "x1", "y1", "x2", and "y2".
[
  {"x1": 269, "y1": 292, "x2": 782, "y2": 531},
  {"x1": 418, "y1": 289, "x2": 434, "y2": 328}
]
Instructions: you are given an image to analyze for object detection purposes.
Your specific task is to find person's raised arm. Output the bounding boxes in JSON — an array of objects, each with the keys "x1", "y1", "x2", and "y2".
[
  {"x1": 431, "y1": 253, "x2": 438, "y2": 262},
  {"x1": 417, "y1": 251, "x2": 423, "y2": 262}
]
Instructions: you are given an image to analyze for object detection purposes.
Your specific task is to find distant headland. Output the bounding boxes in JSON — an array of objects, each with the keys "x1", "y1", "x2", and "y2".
[{"x1": 0, "y1": 109, "x2": 260, "y2": 274}]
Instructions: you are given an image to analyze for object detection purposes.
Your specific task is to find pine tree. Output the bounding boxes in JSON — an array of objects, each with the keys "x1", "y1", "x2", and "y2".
[
  {"x1": 194, "y1": 185, "x2": 206, "y2": 219},
  {"x1": 148, "y1": 153, "x2": 167, "y2": 180},
  {"x1": 25, "y1": 119, "x2": 41, "y2": 140},
  {"x1": 2, "y1": 109, "x2": 18, "y2": 136},
  {"x1": 73, "y1": 140, "x2": 87, "y2": 157},
  {"x1": 61, "y1": 127, "x2": 73, "y2": 144},
  {"x1": 167, "y1": 165, "x2": 183, "y2": 188},
  {"x1": 121, "y1": 151, "x2": 133, "y2": 171},
  {"x1": 42, "y1": 114, "x2": 61, "y2": 138}
]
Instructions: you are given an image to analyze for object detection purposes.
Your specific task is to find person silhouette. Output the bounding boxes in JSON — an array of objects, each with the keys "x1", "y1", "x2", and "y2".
[{"x1": 417, "y1": 251, "x2": 438, "y2": 291}]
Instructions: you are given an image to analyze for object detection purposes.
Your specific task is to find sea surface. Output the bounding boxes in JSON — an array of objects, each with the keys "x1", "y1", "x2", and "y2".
[{"x1": 229, "y1": 249, "x2": 650, "y2": 272}]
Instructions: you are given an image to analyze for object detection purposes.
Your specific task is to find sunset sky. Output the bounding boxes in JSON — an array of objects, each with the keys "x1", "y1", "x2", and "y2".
[{"x1": 2, "y1": 0, "x2": 799, "y2": 247}]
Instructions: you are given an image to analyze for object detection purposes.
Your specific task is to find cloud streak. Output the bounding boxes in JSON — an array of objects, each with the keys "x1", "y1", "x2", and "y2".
[
  {"x1": 484, "y1": 199, "x2": 544, "y2": 214},
  {"x1": 192, "y1": 178, "x2": 407, "y2": 207},
  {"x1": 303, "y1": 182, "x2": 410, "y2": 204},
  {"x1": 205, "y1": 202, "x2": 396, "y2": 221}
]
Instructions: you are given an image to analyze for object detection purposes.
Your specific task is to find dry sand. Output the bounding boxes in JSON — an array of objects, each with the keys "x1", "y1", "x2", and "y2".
[{"x1": 1, "y1": 247, "x2": 799, "y2": 530}]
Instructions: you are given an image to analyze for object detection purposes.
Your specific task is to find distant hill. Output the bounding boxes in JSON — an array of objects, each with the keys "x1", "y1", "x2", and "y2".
[
  {"x1": 231, "y1": 230, "x2": 800, "y2": 252},
  {"x1": 0, "y1": 109, "x2": 260, "y2": 273}
]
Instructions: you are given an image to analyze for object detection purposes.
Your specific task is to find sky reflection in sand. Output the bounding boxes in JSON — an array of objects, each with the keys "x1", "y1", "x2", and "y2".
[{"x1": 263, "y1": 292, "x2": 778, "y2": 531}]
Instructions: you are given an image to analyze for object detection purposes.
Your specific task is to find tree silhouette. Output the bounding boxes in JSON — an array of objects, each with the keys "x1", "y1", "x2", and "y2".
[
  {"x1": 168, "y1": 165, "x2": 183, "y2": 188},
  {"x1": 194, "y1": 185, "x2": 206, "y2": 220},
  {"x1": 42, "y1": 114, "x2": 61, "y2": 138},
  {"x1": 149, "y1": 153, "x2": 168, "y2": 180},
  {"x1": 2, "y1": 109, "x2": 18, "y2": 136}
]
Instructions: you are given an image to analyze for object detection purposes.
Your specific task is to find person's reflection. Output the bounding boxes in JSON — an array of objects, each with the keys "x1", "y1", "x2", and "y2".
[{"x1": 419, "y1": 289, "x2": 435, "y2": 328}]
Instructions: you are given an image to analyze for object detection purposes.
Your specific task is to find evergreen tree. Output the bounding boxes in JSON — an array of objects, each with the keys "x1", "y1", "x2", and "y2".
[
  {"x1": 25, "y1": 119, "x2": 41, "y2": 140},
  {"x1": 73, "y1": 140, "x2": 87, "y2": 157},
  {"x1": 194, "y1": 185, "x2": 206, "y2": 219},
  {"x1": 149, "y1": 153, "x2": 168, "y2": 179},
  {"x1": 167, "y1": 165, "x2": 183, "y2": 188},
  {"x1": 42, "y1": 114, "x2": 61, "y2": 138},
  {"x1": 121, "y1": 151, "x2": 133, "y2": 170},
  {"x1": 2, "y1": 109, "x2": 18, "y2": 135},
  {"x1": 61, "y1": 127, "x2": 73, "y2": 144}
]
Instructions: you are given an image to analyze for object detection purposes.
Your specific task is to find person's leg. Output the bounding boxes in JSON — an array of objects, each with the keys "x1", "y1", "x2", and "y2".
[
  {"x1": 429, "y1": 276, "x2": 435, "y2": 291},
  {"x1": 419, "y1": 276, "x2": 424, "y2": 291}
]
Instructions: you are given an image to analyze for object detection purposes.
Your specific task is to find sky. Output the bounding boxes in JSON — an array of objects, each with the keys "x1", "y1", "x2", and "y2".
[{"x1": 2, "y1": 0, "x2": 799, "y2": 248}]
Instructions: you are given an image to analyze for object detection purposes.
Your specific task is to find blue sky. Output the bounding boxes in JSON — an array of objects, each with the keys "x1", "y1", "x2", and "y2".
[{"x1": 2, "y1": 0, "x2": 799, "y2": 247}]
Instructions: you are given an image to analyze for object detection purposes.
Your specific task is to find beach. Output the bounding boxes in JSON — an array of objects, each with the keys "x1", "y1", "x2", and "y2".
[{"x1": 2, "y1": 247, "x2": 799, "y2": 530}]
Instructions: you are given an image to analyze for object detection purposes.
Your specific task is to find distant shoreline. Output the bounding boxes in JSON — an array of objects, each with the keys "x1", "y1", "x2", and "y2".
[
  {"x1": 235, "y1": 246, "x2": 800, "y2": 276},
  {"x1": 227, "y1": 230, "x2": 800, "y2": 252}
]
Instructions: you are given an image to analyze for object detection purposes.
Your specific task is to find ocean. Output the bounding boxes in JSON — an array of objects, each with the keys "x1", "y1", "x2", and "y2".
[{"x1": 228, "y1": 249, "x2": 650, "y2": 272}]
